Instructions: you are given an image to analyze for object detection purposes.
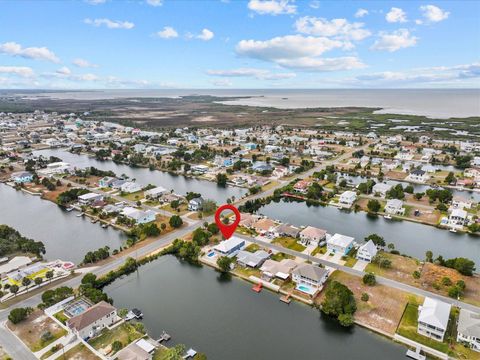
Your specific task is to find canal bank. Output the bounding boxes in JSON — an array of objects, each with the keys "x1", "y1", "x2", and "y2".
[
  {"x1": 104, "y1": 255, "x2": 408, "y2": 360},
  {"x1": 258, "y1": 199, "x2": 480, "y2": 265},
  {"x1": 33, "y1": 149, "x2": 247, "y2": 203}
]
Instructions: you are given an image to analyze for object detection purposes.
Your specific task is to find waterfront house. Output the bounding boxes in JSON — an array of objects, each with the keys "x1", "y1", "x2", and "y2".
[
  {"x1": 98, "y1": 176, "x2": 116, "y2": 188},
  {"x1": 10, "y1": 171, "x2": 33, "y2": 183},
  {"x1": 338, "y1": 190, "x2": 357, "y2": 208},
  {"x1": 144, "y1": 186, "x2": 168, "y2": 200},
  {"x1": 121, "y1": 207, "x2": 156, "y2": 224},
  {"x1": 456, "y1": 309, "x2": 480, "y2": 352},
  {"x1": 120, "y1": 182, "x2": 142, "y2": 194},
  {"x1": 292, "y1": 264, "x2": 329, "y2": 296},
  {"x1": 67, "y1": 301, "x2": 119, "y2": 340},
  {"x1": 384, "y1": 199, "x2": 405, "y2": 215},
  {"x1": 372, "y1": 183, "x2": 392, "y2": 198},
  {"x1": 78, "y1": 192, "x2": 104, "y2": 205},
  {"x1": 451, "y1": 196, "x2": 474, "y2": 210},
  {"x1": 448, "y1": 208, "x2": 468, "y2": 229},
  {"x1": 239, "y1": 213, "x2": 260, "y2": 228},
  {"x1": 464, "y1": 167, "x2": 480, "y2": 179},
  {"x1": 252, "y1": 162, "x2": 273, "y2": 173},
  {"x1": 293, "y1": 180, "x2": 311, "y2": 194},
  {"x1": 213, "y1": 237, "x2": 245, "y2": 257},
  {"x1": 188, "y1": 197, "x2": 204, "y2": 211},
  {"x1": 236, "y1": 250, "x2": 270, "y2": 268},
  {"x1": 356, "y1": 240, "x2": 378, "y2": 262},
  {"x1": 191, "y1": 164, "x2": 209, "y2": 174},
  {"x1": 252, "y1": 218, "x2": 277, "y2": 235},
  {"x1": 407, "y1": 169, "x2": 429, "y2": 183},
  {"x1": 327, "y1": 233, "x2": 354, "y2": 255},
  {"x1": 260, "y1": 259, "x2": 297, "y2": 281},
  {"x1": 417, "y1": 297, "x2": 451, "y2": 341},
  {"x1": 299, "y1": 226, "x2": 327, "y2": 246},
  {"x1": 273, "y1": 223, "x2": 301, "y2": 238}
]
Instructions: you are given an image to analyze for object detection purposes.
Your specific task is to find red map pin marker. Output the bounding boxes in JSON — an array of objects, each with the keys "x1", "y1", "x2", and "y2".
[{"x1": 215, "y1": 204, "x2": 241, "y2": 239}]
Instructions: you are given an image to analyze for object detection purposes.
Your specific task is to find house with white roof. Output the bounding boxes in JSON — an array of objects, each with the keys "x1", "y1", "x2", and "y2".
[
  {"x1": 327, "y1": 233, "x2": 354, "y2": 255},
  {"x1": 260, "y1": 259, "x2": 297, "y2": 281},
  {"x1": 356, "y1": 240, "x2": 378, "y2": 262},
  {"x1": 144, "y1": 186, "x2": 168, "y2": 199},
  {"x1": 213, "y1": 236, "x2": 245, "y2": 257},
  {"x1": 120, "y1": 181, "x2": 142, "y2": 194},
  {"x1": 384, "y1": 199, "x2": 405, "y2": 215},
  {"x1": 78, "y1": 192, "x2": 104, "y2": 205},
  {"x1": 417, "y1": 297, "x2": 451, "y2": 341},
  {"x1": 338, "y1": 190, "x2": 357, "y2": 208},
  {"x1": 448, "y1": 208, "x2": 468, "y2": 229},
  {"x1": 121, "y1": 207, "x2": 156, "y2": 224},
  {"x1": 236, "y1": 250, "x2": 270, "y2": 268},
  {"x1": 372, "y1": 183, "x2": 392, "y2": 198},
  {"x1": 407, "y1": 169, "x2": 429, "y2": 183},
  {"x1": 457, "y1": 309, "x2": 480, "y2": 352}
]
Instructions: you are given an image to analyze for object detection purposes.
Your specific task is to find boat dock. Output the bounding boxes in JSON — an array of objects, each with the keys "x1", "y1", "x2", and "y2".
[
  {"x1": 279, "y1": 293, "x2": 292, "y2": 304},
  {"x1": 157, "y1": 331, "x2": 171, "y2": 343},
  {"x1": 252, "y1": 282, "x2": 262, "y2": 293},
  {"x1": 406, "y1": 347, "x2": 426, "y2": 360},
  {"x1": 183, "y1": 348, "x2": 197, "y2": 359}
]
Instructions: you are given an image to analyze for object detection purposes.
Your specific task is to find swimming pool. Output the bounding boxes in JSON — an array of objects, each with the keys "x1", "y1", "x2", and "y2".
[
  {"x1": 207, "y1": 251, "x2": 216, "y2": 258},
  {"x1": 296, "y1": 284, "x2": 317, "y2": 295}
]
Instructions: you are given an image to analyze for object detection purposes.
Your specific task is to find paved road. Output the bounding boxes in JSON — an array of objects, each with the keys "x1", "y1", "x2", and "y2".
[{"x1": 236, "y1": 234, "x2": 480, "y2": 313}]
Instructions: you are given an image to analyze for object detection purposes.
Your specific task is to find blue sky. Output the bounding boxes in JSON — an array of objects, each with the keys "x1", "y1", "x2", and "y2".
[{"x1": 0, "y1": 0, "x2": 478, "y2": 89}]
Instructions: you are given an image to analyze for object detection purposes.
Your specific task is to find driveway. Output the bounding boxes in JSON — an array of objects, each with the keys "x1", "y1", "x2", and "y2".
[{"x1": 353, "y1": 259, "x2": 369, "y2": 272}]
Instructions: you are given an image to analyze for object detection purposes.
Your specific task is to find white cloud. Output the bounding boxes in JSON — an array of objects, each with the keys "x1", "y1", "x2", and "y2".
[
  {"x1": 355, "y1": 8, "x2": 368, "y2": 18},
  {"x1": 196, "y1": 29, "x2": 214, "y2": 41},
  {"x1": 0, "y1": 66, "x2": 35, "y2": 77},
  {"x1": 0, "y1": 42, "x2": 60, "y2": 63},
  {"x1": 236, "y1": 35, "x2": 364, "y2": 72},
  {"x1": 85, "y1": 0, "x2": 106, "y2": 4},
  {"x1": 211, "y1": 79, "x2": 233, "y2": 87},
  {"x1": 419, "y1": 5, "x2": 449, "y2": 23},
  {"x1": 247, "y1": 0, "x2": 297, "y2": 15},
  {"x1": 371, "y1": 29, "x2": 417, "y2": 52},
  {"x1": 146, "y1": 0, "x2": 163, "y2": 6},
  {"x1": 386, "y1": 7, "x2": 407, "y2": 23},
  {"x1": 295, "y1": 16, "x2": 371, "y2": 41},
  {"x1": 207, "y1": 68, "x2": 296, "y2": 80},
  {"x1": 56, "y1": 66, "x2": 71, "y2": 75},
  {"x1": 155, "y1": 26, "x2": 178, "y2": 39},
  {"x1": 72, "y1": 58, "x2": 99, "y2": 68},
  {"x1": 309, "y1": 1, "x2": 320, "y2": 9},
  {"x1": 84, "y1": 18, "x2": 134, "y2": 29}
]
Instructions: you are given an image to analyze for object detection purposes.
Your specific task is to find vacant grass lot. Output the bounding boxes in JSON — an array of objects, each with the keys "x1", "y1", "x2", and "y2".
[
  {"x1": 272, "y1": 236, "x2": 306, "y2": 252},
  {"x1": 61, "y1": 344, "x2": 100, "y2": 360},
  {"x1": 89, "y1": 322, "x2": 143, "y2": 353}
]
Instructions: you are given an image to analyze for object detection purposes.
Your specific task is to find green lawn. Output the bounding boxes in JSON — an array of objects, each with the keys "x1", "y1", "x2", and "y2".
[
  {"x1": 311, "y1": 246, "x2": 327, "y2": 256},
  {"x1": 53, "y1": 311, "x2": 68, "y2": 325},
  {"x1": 271, "y1": 252, "x2": 294, "y2": 261},
  {"x1": 244, "y1": 243, "x2": 260, "y2": 253},
  {"x1": 89, "y1": 322, "x2": 144, "y2": 351},
  {"x1": 272, "y1": 236, "x2": 306, "y2": 252},
  {"x1": 121, "y1": 191, "x2": 144, "y2": 201}
]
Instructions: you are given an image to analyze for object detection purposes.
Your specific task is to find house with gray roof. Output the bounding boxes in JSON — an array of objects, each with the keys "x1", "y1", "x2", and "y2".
[
  {"x1": 417, "y1": 297, "x2": 451, "y2": 341},
  {"x1": 457, "y1": 309, "x2": 480, "y2": 352},
  {"x1": 236, "y1": 250, "x2": 270, "y2": 268},
  {"x1": 292, "y1": 264, "x2": 329, "y2": 296}
]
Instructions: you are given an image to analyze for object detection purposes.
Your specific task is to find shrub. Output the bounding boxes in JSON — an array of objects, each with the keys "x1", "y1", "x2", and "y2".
[
  {"x1": 361, "y1": 293, "x2": 369, "y2": 302},
  {"x1": 362, "y1": 273, "x2": 376, "y2": 286}
]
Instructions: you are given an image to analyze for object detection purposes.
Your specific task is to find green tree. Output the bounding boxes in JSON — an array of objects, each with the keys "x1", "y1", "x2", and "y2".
[
  {"x1": 216, "y1": 173, "x2": 228, "y2": 187},
  {"x1": 367, "y1": 199, "x2": 381, "y2": 213},
  {"x1": 361, "y1": 293, "x2": 369, "y2": 302},
  {"x1": 412, "y1": 270, "x2": 421, "y2": 279},
  {"x1": 217, "y1": 256, "x2": 233, "y2": 273},
  {"x1": 169, "y1": 215, "x2": 183, "y2": 228},
  {"x1": 364, "y1": 234, "x2": 385, "y2": 248},
  {"x1": 8, "y1": 307, "x2": 33, "y2": 324},
  {"x1": 21, "y1": 277, "x2": 31, "y2": 291},
  {"x1": 320, "y1": 281, "x2": 357, "y2": 327},
  {"x1": 112, "y1": 340, "x2": 123, "y2": 352},
  {"x1": 34, "y1": 277, "x2": 43, "y2": 286},
  {"x1": 362, "y1": 273, "x2": 376, "y2": 286},
  {"x1": 425, "y1": 251, "x2": 433, "y2": 263}
]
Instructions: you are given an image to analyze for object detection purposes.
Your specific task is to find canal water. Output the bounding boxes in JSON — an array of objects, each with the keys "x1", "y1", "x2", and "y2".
[
  {"x1": 0, "y1": 185, "x2": 126, "y2": 263},
  {"x1": 258, "y1": 199, "x2": 480, "y2": 265},
  {"x1": 105, "y1": 255, "x2": 407, "y2": 360},
  {"x1": 33, "y1": 149, "x2": 247, "y2": 204}
]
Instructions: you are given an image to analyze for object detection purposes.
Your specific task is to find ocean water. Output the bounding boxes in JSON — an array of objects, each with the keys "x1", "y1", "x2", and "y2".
[{"x1": 7, "y1": 89, "x2": 480, "y2": 119}]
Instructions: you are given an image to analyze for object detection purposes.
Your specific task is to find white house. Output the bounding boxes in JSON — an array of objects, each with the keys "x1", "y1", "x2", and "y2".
[
  {"x1": 67, "y1": 301, "x2": 119, "y2": 340},
  {"x1": 448, "y1": 208, "x2": 467, "y2": 229},
  {"x1": 121, "y1": 207, "x2": 156, "y2": 224},
  {"x1": 384, "y1": 199, "x2": 405, "y2": 215},
  {"x1": 356, "y1": 240, "x2": 378, "y2": 262},
  {"x1": 213, "y1": 236, "x2": 245, "y2": 257},
  {"x1": 78, "y1": 192, "x2": 104, "y2": 205},
  {"x1": 407, "y1": 169, "x2": 429, "y2": 183},
  {"x1": 456, "y1": 309, "x2": 480, "y2": 352},
  {"x1": 417, "y1": 297, "x2": 451, "y2": 341},
  {"x1": 372, "y1": 183, "x2": 392, "y2": 198},
  {"x1": 299, "y1": 226, "x2": 327, "y2": 246},
  {"x1": 338, "y1": 190, "x2": 357, "y2": 208},
  {"x1": 188, "y1": 197, "x2": 204, "y2": 211},
  {"x1": 327, "y1": 233, "x2": 354, "y2": 255},
  {"x1": 144, "y1": 186, "x2": 168, "y2": 200},
  {"x1": 236, "y1": 250, "x2": 270, "y2": 268},
  {"x1": 292, "y1": 264, "x2": 329, "y2": 296},
  {"x1": 120, "y1": 181, "x2": 142, "y2": 194}
]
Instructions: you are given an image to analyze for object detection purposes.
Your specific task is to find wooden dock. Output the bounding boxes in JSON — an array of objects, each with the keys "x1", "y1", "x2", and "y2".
[
  {"x1": 157, "y1": 331, "x2": 171, "y2": 343},
  {"x1": 252, "y1": 283, "x2": 262, "y2": 293},
  {"x1": 279, "y1": 293, "x2": 292, "y2": 304}
]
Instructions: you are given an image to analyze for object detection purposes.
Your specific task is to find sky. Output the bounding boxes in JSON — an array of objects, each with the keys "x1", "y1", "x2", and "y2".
[{"x1": 0, "y1": 0, "x2": 479, "y2": 89}]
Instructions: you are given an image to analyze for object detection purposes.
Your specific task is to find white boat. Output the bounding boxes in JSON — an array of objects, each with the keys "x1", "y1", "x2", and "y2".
[
  {"x1": 449, "y1": 228, "x2": 457, "y2": 233},
  {"x1": 76, "y1": 213, "x2": 84, "y2": 217},
  {"x1": 65, "y1": 207, "x2": 74, "y2": 212},
  {"x1": 384, "y1": 214, "x2": 392, "y2": 220},
  {"x1": 406, "y1": 347, "x2": 426, "y2": 360}
]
